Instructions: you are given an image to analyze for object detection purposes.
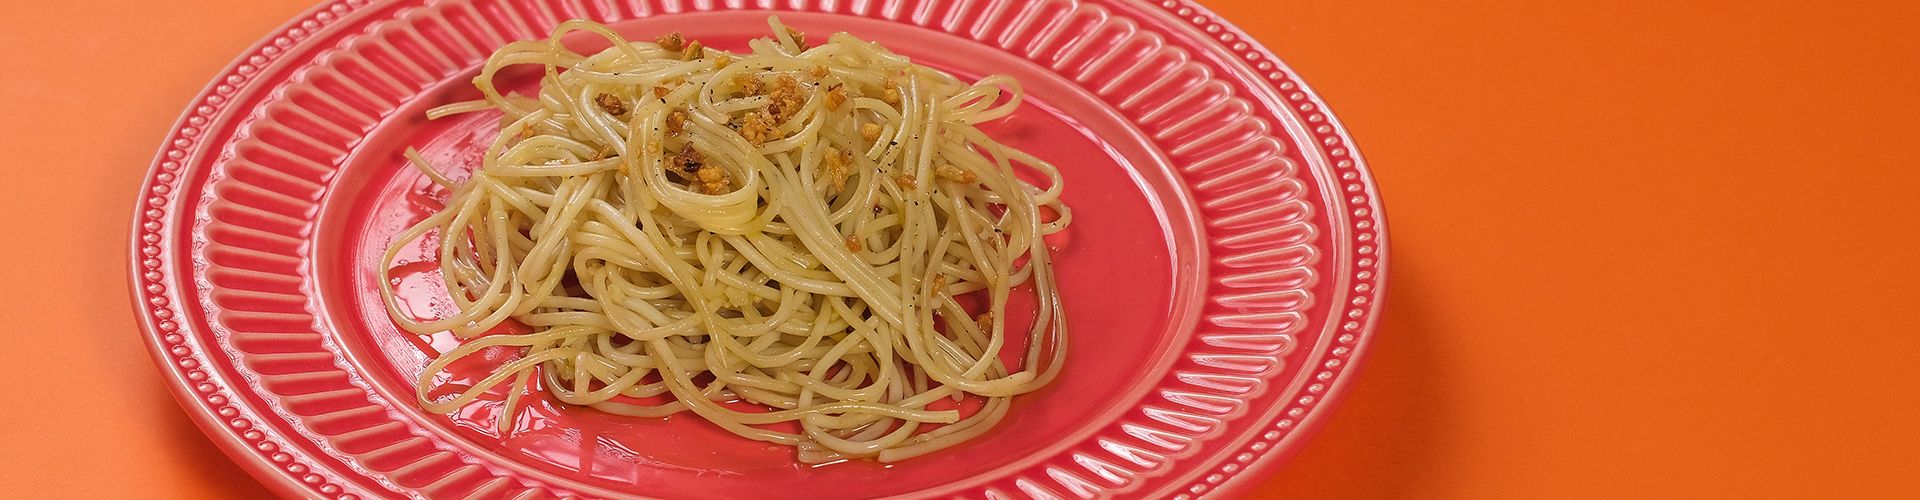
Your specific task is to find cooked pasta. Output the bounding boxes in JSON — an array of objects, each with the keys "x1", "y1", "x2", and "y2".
[{"x1": 379, "y1": 17, "x2": 1070, "y2": 462}]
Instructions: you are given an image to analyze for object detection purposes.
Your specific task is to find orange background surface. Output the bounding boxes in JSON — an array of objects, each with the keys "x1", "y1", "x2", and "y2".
[{"x1": 2, "y1": 0, "x2": 1916, "y2": 498}]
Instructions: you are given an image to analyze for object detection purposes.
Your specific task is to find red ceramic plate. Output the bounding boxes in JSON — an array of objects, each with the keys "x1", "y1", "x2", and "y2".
[{"x1": 131, "y1": 0, "x2": 1385, "y2": 497}]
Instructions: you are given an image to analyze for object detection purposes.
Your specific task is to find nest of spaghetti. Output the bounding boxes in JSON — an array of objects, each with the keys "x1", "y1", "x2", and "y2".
[{"x1": 379, "y1": 18, "x2": 1072, "y2": 462}]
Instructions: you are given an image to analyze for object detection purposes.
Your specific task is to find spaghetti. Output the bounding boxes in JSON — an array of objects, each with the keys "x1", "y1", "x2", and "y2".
[{"x1": 379, "y1": 18, "x2": 1069, "y2": 462}]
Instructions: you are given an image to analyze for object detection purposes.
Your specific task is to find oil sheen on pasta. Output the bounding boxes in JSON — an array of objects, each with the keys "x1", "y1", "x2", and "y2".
[{"x1": 378, "y1": 18, "x2": 1070, "y2": 463}]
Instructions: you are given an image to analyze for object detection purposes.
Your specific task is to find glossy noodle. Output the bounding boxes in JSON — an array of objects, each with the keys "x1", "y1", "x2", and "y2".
[{"x1": 378, "y1": 18, "x2": 1070, "y2": 462}]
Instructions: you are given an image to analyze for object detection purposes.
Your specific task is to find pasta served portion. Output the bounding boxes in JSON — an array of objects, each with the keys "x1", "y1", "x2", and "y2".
[{"x1": 379, "y1": 18, "x2": 1070, "y2": 462}]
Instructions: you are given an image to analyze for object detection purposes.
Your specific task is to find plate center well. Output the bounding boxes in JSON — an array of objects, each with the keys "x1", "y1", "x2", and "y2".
[{"x1": 309, "y1": 12, "x2": 1205, "y2": 497}]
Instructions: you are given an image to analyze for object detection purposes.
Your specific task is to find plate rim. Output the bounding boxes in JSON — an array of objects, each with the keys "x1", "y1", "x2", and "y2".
[
  {"x1": 1155, "y1": 2, "x2": 1392, "y2": 495},
  {"x1": 129, "y1": 0, "x2": 1389, "y2": 497},
  {"x1": 129, "y1": 1, "x2": 353, "y2": 496}
]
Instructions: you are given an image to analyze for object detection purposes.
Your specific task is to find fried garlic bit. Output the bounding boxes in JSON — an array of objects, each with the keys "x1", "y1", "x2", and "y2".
[
  {"x1": 935, "y1": 164, "x2": 977, "y2": 183},
  {"x1": 824, "y1": 84, "x2": 848, "y2": 110},
  {"x1": 893, "y1": 174, "x2": 916, "y2": 190},
  {"x1": 860, "y1": 122, "x2": 883, "y2": 141},
  {"x1": 651, "y1": 85, "x2": 670, "y2": 99},
  {"x1": 668, "y1": 143, "x2": 702, "y2": 179},
  {"x1": 656, "y1": 32, "x2": 685, "y2": 52},
  {"x1": 712, "y1": 52, "x2": 733, "y2": 69},
  {"x1": 732, "y1": 74, "x2": 764, "y2": 96},
  {"x1": 881, "y1": 79, "x2": 900, "y2": 104},
  {"x1": 810, "y1": 65, "x2": 829, "y2": 78},
  {"x1": 822, "y1": 147, "x2": 854, "y2": 193},
  {"x1": 766, "y1": 75, "x2": 805, "y2": 122},
  {"x1": 680, "y1": 40, "x2": 705, "y2": 61},
  {"x1": 784, "y1": 26, "x2": 808, "y2": 51},
  {"x1": 665, "y1": 110, "x2": 687, "y2": 137},
  {"x1": 737, "y1": 110, "x2": 778, "y2": 145},
  {"x1": 976, "y1": 312, "x2": 994, "y2": 333},
  {"x1": 844, "y1": 235, "x2": 862, "y2": 252},
  {"x1": 595, "y1": 93, "x2": 626, "y2": 116},
  {"x1": 695, "y1": 163, "x2": 730, "y2": 194},
  {"x1": 667, "y1": 142, "x2": 730, "y2": 195}
]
